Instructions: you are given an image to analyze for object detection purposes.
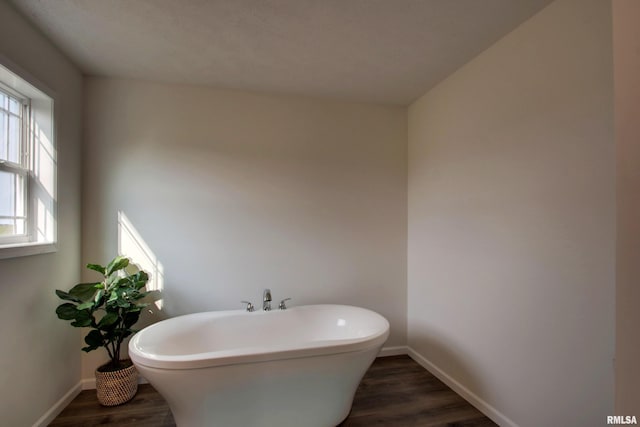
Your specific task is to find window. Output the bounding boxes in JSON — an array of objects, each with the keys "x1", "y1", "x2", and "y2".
[
  {"x1": 0, "y1": 62, "x2": 56, "y2": 258},
  {"x1": 0, "y1": 86, "x2": 29, "y2": 243}
]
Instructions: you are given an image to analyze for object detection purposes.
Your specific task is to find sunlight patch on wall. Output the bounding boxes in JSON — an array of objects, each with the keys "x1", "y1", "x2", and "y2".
[
  {"x1": 117, "y1": 211, "x2": 164, "y2": 310},
  {"x1": 31, "y1": 103, "x2": 56, "y2": 243}
]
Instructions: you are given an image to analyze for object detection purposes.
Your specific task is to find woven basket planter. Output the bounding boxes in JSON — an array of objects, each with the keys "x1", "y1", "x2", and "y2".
[{"x1": 95, "y1": 360, "x2": 138, "y2": 406}]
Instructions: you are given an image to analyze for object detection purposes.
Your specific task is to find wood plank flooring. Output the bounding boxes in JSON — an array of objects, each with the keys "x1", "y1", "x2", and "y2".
[{"x1": 50, "y1": 355, "x2": 496, "y2": 427}]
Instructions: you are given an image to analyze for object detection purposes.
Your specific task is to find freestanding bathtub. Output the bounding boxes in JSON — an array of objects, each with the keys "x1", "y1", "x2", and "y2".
[{"x1": 129, "y1": 304, "x2": 389, "y2": 427}]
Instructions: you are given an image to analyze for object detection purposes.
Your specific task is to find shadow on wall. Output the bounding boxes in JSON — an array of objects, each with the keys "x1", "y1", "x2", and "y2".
[{"x1": 118, "y1": 211, "x2": 169, "y2": 327}]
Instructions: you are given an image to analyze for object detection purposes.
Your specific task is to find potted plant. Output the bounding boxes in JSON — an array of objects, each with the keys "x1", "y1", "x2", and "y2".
[{"x1": 55, "y1": 255, "x2": 151, "y2": 406}]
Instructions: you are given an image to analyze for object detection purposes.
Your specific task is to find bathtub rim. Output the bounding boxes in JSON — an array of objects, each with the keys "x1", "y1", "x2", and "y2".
[{"x1": 129, "y1": 304, "x2": 390, "y2": 370}]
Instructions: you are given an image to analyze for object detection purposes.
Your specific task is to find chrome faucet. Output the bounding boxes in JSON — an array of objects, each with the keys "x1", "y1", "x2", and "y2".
[
  {"x1": 263, "y1": 288, "x2": 272, "y2": 311},
  {"x1": 279, "y1": 298, "x2": 291, "y2": 310}
]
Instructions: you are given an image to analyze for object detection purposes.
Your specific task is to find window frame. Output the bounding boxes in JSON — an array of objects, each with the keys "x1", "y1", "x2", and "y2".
[
  {"x1": 0, "y1": 84, "x2": 32, "y2": 245},
  {"x1": 0, "y1": 58, "x2": 57, "y2": 259}
]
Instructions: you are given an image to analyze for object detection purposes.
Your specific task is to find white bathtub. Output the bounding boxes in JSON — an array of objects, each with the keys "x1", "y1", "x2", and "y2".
[{"x1": 129, "y1": 304, "x2": 389, "y2": 427}]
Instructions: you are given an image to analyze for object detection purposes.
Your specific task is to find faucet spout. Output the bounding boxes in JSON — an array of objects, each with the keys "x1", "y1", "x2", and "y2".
[{"x1": 263, "y1": 288, "x2": 272, "y2": 311}]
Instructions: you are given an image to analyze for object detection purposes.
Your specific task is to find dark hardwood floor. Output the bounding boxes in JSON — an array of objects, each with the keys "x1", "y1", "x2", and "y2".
[{"x1": 50, "y1": 355, "x2": 496, "y2": 427}]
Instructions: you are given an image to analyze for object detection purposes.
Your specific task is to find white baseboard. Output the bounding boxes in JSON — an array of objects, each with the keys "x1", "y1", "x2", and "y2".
[
  {"x1": 379, "y1": 345, "x2": 409, "y2": 357},
  {"x1": 32, "y1": 381, "x2": 82, "y2": 427},
  {"x1": 57, "y1": 347, "x2": 514, "y2": 427},
  {"x1": 407, "y1": 347, "x2": 519, "y2": 427},
  {"x1": 81, "y1": 375, "x2": 149, "y2": 390}
]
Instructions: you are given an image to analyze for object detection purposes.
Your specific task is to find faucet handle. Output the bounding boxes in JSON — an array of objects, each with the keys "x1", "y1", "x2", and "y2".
[
  {"x1": 240, "y1": 301, "x2": 255, "y2": 312},
  {"x1": 278, "y1": 298, "x2": 292, "y2": 310}
]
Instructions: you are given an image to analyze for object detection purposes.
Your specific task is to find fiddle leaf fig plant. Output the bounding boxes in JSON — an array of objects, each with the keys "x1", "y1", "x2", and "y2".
[{"x1": 55, "y1": 256, "x2": 151, "y2": 371}]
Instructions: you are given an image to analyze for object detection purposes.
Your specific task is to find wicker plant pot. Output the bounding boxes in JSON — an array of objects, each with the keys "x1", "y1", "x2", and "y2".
[{"x1": 95, "y1": 360, "x2": 138, "y2": 406}]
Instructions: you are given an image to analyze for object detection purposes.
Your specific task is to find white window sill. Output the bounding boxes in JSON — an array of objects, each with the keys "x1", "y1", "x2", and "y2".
[{"x1": 0, "y1": 241, "x2": 57, "y2": 259}]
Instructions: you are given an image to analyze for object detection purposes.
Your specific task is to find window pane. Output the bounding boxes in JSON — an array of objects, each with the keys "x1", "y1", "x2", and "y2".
[
  {"x1": 7, "y1": 114, "x2": 21, "y2": 164},
  {"x1": 0, "y1": 170, "x2": 15, "y2": 217},
  {"x1": 0, "y1": 218, "x2": 25, "y2": 236},
  {"x1": 8, "y1": 97, "x2": 20, "y2": 115},
  {"x1": 0, "y1": 218, "x2": 14, "y2": 236},
  {"x1": 14, "y1": 218, "x2": 25, "y2": 234},
  {"x1": 0, "y1": 111, "x2": 6, "y2": 161},
  {"x1": 0, "y1": 170, "x2": 26, "y2": 237},
  {"x1": 0, "y1": 92, "x2": 6, "y2": 110}
]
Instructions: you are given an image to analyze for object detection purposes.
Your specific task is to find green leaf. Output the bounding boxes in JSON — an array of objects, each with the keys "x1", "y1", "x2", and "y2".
[
  {"x1": 130, "y1": 293, "x2": 146, "y2": 301},
  {"x1": 98, "y1": 312, "x2": 119, "y2": 328},
  {"x1": 86, "y1": 263, "x2": 106, "y2": 275},
  {"x1": 116, "y1": 297, "x2": 130, "y2": 308},
  {"x1": 115, "y1": 277, "x2": 132, "y2": 290},
  {"x1": 84, "y1": 330, "x2": 104, "y2": 348},
  {"x1": 123, "y1": 311, "x2": 140, "y2": 328},
  {"x1": 133, "y1": 271, "x2": 149, "y2": 289},
  {"x1": 94, "y1": 289, "x2": 104, "y2": 305},
  {"x1": 106, "y1": 256, "x2": 129, "y2": 276},
  {"x1": 71, "y1": 310, "x2": 93, "y2": 327},
  {"x1": 107, "y1": 290, "x2": 118, "y2": 303},
  {"x1": 102, "y1": 328, "x2": 117, "y2": 342},
  {"x1": 55, "y1": 289, "x2": 82, "y2": 303},
  {"x1": 105, "y1": 273, "x2": 119, "y2": 288},
  {"x1": 56, "y1": 303, "x2": 78, "y2": 320},
  {"x1": 76, "y1": 301, "x2": 95, "y2": 311},
  {"x1": 68, "y1": 282, "x2": 99, "y2": 302}
]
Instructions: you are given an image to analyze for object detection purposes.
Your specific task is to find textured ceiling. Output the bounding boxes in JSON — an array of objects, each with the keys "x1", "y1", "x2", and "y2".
[{"x1": 10, "y1": 0, "x2": 553, "y2": 105}]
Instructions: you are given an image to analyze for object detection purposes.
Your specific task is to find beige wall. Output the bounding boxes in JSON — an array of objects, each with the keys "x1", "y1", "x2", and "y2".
[
  {"x1": 407, "y1": 0, "x2": 614, "y2": 426},
  {"x1": 613, "y1": 0, "x2": 640, "y2": 415},
  {"x1": 0, "y1": 2, "x2": 83, "y2": 426},
  {"x1": 2, "y1": 0, "x2": 629, "y2": 423},
  {"x1": 82, "y1": 77, "x2": 407, "y2": 377}
]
